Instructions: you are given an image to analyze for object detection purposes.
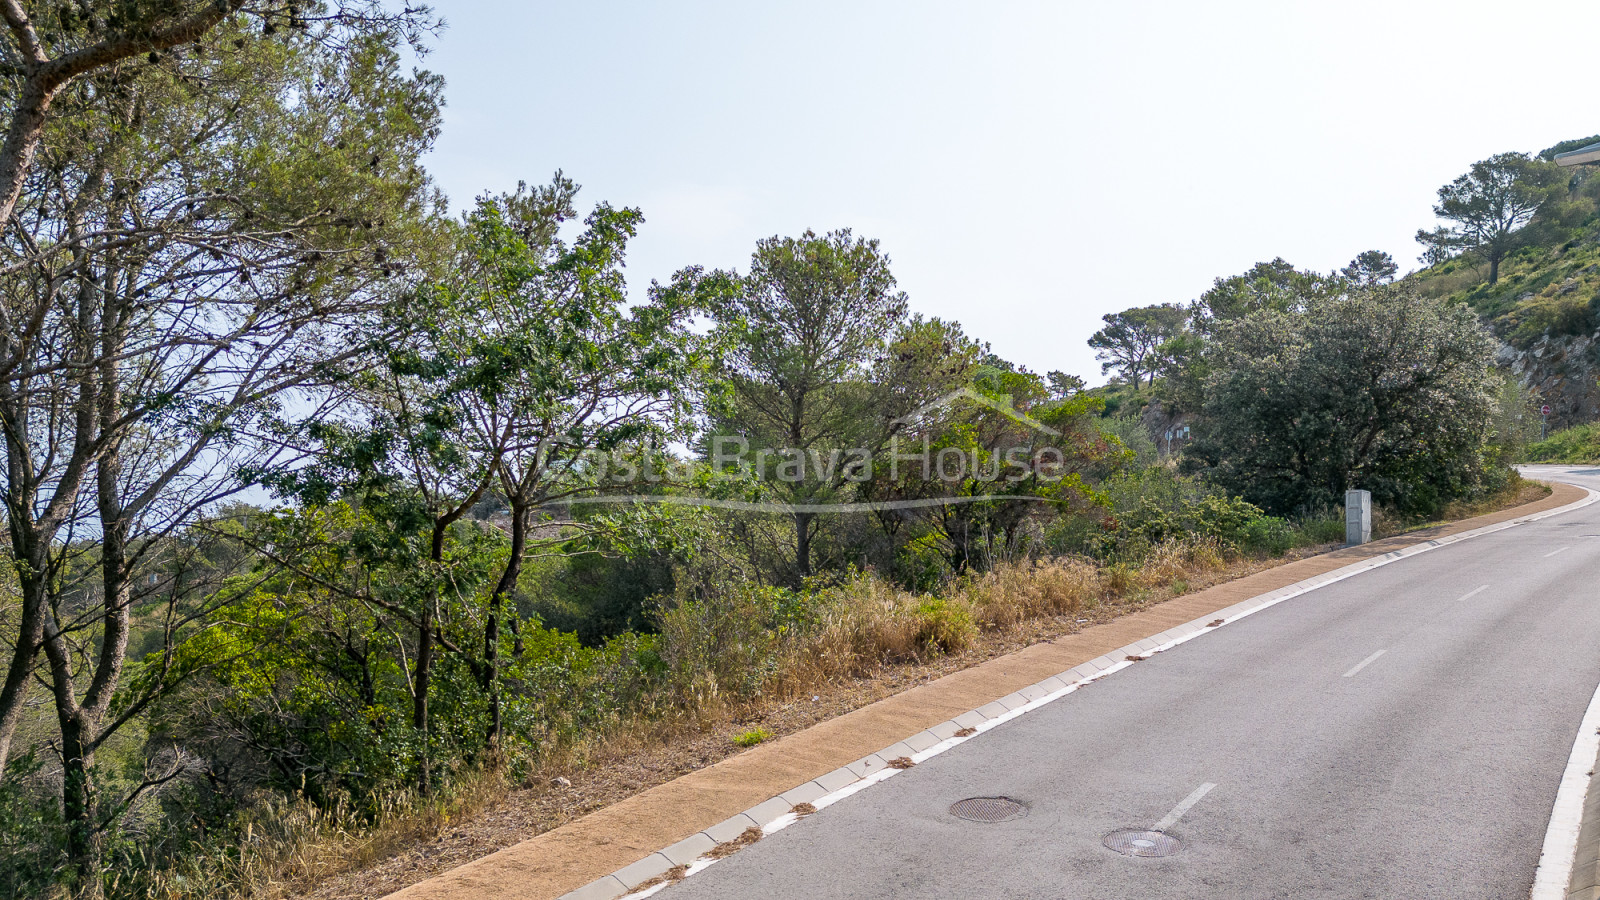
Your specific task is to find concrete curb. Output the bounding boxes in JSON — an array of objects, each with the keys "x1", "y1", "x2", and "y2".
[
  {"x1": 548, "y1": 484, "x2": 1600, "y2": 900},
  {"x1": 1567, "y1": 752, "x2": 1600, "y2": 899}
]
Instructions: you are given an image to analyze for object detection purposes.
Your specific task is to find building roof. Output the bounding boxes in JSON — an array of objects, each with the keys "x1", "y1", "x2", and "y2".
[{"x1": 1556, "y1": 141, "x2": 1600, "y2": 167}]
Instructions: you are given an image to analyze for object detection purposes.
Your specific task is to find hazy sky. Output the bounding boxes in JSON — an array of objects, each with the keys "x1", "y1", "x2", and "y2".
[{"x1": 417, "y1": 0, "x2": 1600, "y2": 384}]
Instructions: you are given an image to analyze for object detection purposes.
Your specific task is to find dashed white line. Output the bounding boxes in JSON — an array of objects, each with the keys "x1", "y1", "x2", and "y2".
[
  {"x1": 1342, "y1": 649, "x2": 1387, "y2": 678},
  {"x1": 1453, "y1": 585, "x2": 1489, "y2": 603},
  {"x1": 1153, "y1": 782, "x2": 1217, "y2": 832},
  {"x1": 1545, "y1": 546, "x2": 1572, "y2": 558}
]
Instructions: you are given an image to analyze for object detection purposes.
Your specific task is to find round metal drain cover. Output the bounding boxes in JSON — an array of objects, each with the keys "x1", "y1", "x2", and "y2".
[
  {"x1": 949, "y1": 796, "x2": 1028, "y2": 823},
  {"x1": 1103, "y1": 828, "x2": 1182, "y2": 857}
]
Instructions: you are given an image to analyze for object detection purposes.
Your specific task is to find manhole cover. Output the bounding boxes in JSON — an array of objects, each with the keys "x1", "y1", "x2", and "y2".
[
  {"x1": 949, "y1": 796, "x2": 1028, "y2": 823},
  {"x1": 1103, "y1": 828, "x2": 1182, "y2": 857}
]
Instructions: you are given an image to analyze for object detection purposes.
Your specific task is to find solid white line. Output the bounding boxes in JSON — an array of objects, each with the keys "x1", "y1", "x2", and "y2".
[
  {"x1": 1153, "y1": 782, "x2": 1217, "y2": 832},
  {"x1": 1342, "y1": 649, "x2": 1387, "y2": 678},
  {"x1": 1530, "y1": 675, "x2": 1600, "y2": 899},
  {"x1": 1454, "y1": 585, "x2": 1489, "y2": 603},
  {"x1": 1545, "y1": 546, "x2": 1572, "y2": 558}
]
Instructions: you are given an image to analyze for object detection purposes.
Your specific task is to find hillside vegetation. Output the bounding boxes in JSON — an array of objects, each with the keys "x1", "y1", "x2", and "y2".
[
  {"x1": 1410, "y1": 136, "x2": 1600, "y2": 349},
  {"x1": 0, "y1": 11, "x2": 1578, "y2": 900},
  {"x1": 1526, "y1": 423, "x2": 1600, "y2": 464}
]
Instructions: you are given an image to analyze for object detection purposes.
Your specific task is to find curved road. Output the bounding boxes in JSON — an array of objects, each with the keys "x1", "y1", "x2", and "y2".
[{"x1": 658, "y1": 465, "x2": 1600, "y2": 899}]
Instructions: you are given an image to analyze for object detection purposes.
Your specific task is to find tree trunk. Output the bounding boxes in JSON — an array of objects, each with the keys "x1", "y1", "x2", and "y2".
[
  {"x1": 1489, "y1": 251, "x2": 1501, "y2": 286},
  {"x1": 482, "y1": 503, "x2": 529, "y2": 748},
  {"x1": 40, "y1": 611, "x2": 106, "y2": 899},
  {"x1": 412, "y1": 596, "x2": 434, "y2": 792},
  {"x1": 794, "y1": 511, "x2": 814, "y2": 581},
  {"x1": 47, "y1": 335, "x2": 133, "y2": 898},
  {"x1": 0, "y1": 546, "x2": 46, "y2": 774},
  {"x1": 0, "y1": 2, "x2": 246, "y2": 231},
  {"x1": 58, "y1": 710, "x2": 103, "y2": 899},
  {"x1": 412, "y1": 521, "x2": 450, "y2": 793},
  {"x1": 0, "y1": 75, "x2": 59, "y2": 233}
]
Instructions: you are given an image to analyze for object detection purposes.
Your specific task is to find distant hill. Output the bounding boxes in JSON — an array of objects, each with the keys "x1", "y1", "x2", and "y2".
[{"x1": 1409, "y1": 135, "x2": 1600, "y2": 426}]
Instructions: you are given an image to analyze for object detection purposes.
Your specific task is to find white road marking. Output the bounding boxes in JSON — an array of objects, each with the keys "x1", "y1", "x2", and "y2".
[
  {"x1": 1545, "y1": 546, "x2": 1572, "y2": 558},
  {"x1": 1342, "y1": 649, "x2": 1387, "y2": 678},
  {"x1": 1453, "y1": 585, "x2": 1489, "y2": 603},
  {"x1": 1152, "y1": 782, "x2": 1217, "y2": 832},
  {"x1": 1529, "y1": 674, "x2": 1600, "y2": 899}
]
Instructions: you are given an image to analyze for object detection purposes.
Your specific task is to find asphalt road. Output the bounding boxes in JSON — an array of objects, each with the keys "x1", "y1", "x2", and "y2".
[{"x1": 659, "y1": 466, "x2": 1600, "y2": 900}]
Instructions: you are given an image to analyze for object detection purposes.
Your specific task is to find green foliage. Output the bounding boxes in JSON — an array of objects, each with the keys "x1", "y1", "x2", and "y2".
[
  {"x1": 1084, "y1": 379, "x2": 1149, "y2": 419},
  {"x1": 1340, "y1": 250, "x2": 1399, "y2": 286},
  {"x1": 1540, "y1": 135, "x2": 1600, "y2": 161},
  {"x1": 1186, "y1": 286, "x2": 1499, "y2": 516},
  {"x1": 1525, "y1": 423, "x2": 1600, "y2": 463},
  {"x1": 1087, "y1": 303, "x2": 1188, "y2": 388},
  {"x1": 0, "y1": 753, "x2": 67, "y2": 898},
  {"x1": 911, "y1": 598, "x2": 977, "y2": 654},
  {"x1": 733, "y1": 726, "x2": 773, "y2": 747},
  {"x1": 1408, "y1": 148, "x2": 1600, "y2": 351},
  {"x1": 1114, "y1": 486, "x2": 1268, "y2": 550},
  {"x1": 1193, "y1": 258, "x2": 1338, "y2": 326},
  {"x1": 1240, "y1": 515, "x2": 1295, "y2": 556},
  {"x1": 867, "y1": 362, "x2": 1117, "y2": 575},
  {"x1": 1096, "y1": 469, "x2": 1338, "y2": 558},
  {"x1": 653, "y1": 583, "x2": 813, "y2": 706},
  {"x1": 695, "y1": 231, "x2": 980, "y2": 581},
  {"x1": 1097, "y1": 416, "x2": 1159, "y2": 469}
]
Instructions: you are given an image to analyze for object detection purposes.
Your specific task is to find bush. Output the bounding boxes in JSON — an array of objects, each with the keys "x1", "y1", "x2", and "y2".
[
  {"x1": 910, "y1": 598, "x2": 976, "y2": 655},
  {"x1": 1291, "y1": 509, "x2": 1346, "y2": 545},
  {"x1": 653, "y1": 583, "x2": 808, "y2": 709},
  {"x1": 733, "y1": 726, "x2": 773, "y2": 747},
  {"x1": 1189, "y1": 287, "x2": 1498, "y2": 516},
  {"x1": 1240, "y1": 515, "x2": 1294, "y2": 556},
  {"x1": 954, "y1": 558, "x2": 1099, "y2": 629},
  {"x1": 1108, "y1": 473, "x2": 1269, "y2": 552}
]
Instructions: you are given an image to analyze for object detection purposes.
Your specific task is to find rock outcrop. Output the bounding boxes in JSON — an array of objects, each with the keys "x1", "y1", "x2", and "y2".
[{"x1": 1498, "y1": 330, "x2": 1600, "y2": 427}]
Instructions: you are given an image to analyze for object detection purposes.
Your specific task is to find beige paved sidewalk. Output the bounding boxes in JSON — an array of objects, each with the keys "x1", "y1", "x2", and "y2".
[{"x1": 386, "y1": 483, "x2": 1584, "y2": 900}]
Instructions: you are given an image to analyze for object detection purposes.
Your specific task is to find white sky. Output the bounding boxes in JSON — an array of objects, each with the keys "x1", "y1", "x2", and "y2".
[{"x1": 419, "y1": 0, "x2": 1600, "y2": 384}]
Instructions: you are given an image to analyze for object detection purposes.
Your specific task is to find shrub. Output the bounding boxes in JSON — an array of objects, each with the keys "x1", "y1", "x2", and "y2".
[
  {"x1": 1107, "y1": 473, "x2": 1270, "y2": 553},
  {"x1": 1291, "y1": 510, "x2": 1346, "y2": 545},
  {"x1": 911, "y1": 598, "x2": 976, "y2": 655},
  {"x1": 652, "y1": 583, "x2": 807, "y2": 709},
  {"x1": 733, "y1": 726, "x2": 773, "y2": 747},
  {"x1": 955, "y1": 558, "x2": 1099, "y2": 629},
  {"x1": 1240, "y1": 516, "x2": 1294, "y2": 556}
]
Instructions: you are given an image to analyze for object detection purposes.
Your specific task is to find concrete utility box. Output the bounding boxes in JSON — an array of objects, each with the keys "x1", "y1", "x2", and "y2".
[{"x1": 1345, "y1": 489, "x2": 1372, "y2": 546}]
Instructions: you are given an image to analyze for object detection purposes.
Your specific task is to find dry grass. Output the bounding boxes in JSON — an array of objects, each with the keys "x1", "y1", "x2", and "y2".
[
  {"x1": 140, "y1": 769, "x2": 513, "y2": 900},
  {"x1": 704, "y1": 827, "x2": 764, "y2": 860},
  {"x1": 628, "y1": 863, "x2": 689, "y2": 893}
]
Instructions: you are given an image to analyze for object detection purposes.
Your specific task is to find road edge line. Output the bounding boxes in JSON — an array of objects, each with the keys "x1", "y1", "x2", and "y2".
[{"x1": 1532, "y1": 666, "x2": 1600, "y2": 898}]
